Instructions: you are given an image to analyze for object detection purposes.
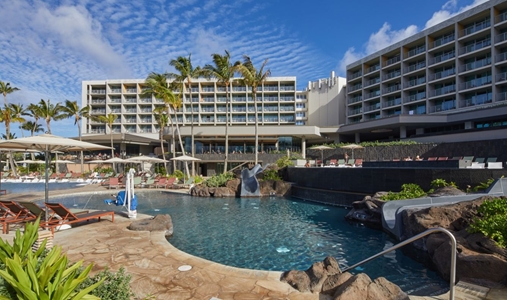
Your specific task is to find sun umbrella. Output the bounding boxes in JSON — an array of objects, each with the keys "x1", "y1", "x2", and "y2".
[
  {"x1": 170, "y1": 155, "x2": 201, "y2": 181},
  {"x1": 88, "y1": 157, "x2": 129, "y2": 173},
  {"x1": 128, "y1": 156, "x2": 167, "y2": 174},
  {"x1": 310, "y1": 145, "x2": 333, "y2": 166},
  {"x1": 341, "y1": 143, "x2": 364, "y2": 160},
  {"x1": 0, "y1": 134, "x2": 110, "y2": 220}
]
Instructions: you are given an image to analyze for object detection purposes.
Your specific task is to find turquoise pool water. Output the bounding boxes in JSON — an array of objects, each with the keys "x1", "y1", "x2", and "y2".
[
  {"x1": 1, "y1": 182, "x2": 83, "y2": 194},
  {"x1": 50, "y1": 191, "x2": 448, "y2": 295}
]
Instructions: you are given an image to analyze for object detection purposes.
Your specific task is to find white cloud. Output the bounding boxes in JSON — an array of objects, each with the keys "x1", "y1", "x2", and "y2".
[{"x1": 425, "y1": 0, "x2": 488, "y2": 28}]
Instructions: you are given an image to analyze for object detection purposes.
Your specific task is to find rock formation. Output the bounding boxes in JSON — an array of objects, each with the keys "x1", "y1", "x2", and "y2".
[
  {"x1": 345, "y1": 192, "x2": 387, "y2": 229},
  {"x1": 401, "y1": 196, "x2": 507, "y2": 287},
  {"x1": 191, "y1": 178, "x2": 292, "y2": 197},
  {"x1": 280, "y1": 256, "x2": 408, "y2": 299},
  {"x1": 128, "y1": 214, "x2": 173, "y2": 237}
]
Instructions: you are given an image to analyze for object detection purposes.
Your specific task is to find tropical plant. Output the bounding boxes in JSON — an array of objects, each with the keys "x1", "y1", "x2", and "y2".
[
  {"x1": 37, "y1": 99, "x2": 65, "y2": 134},
  {"x1": 94, "y1": 113, "x2": 117, "y2": 158},
  {"x1": 380, "y1": 183, "x2": 427, "y2": 201},
  {"x1": 168, "y1": 54, "x2": 205, "y2": 176},
  {"x1": 430, "y1": 178, "x2": 457, "y2": 189},
  {"x1": 262, "y1": 169, "x2": 281, "y2": 181},
  {"x1": 276, "y1": 156, "x2": 294, "y2": 168},
  {"x1": 0, "y1": 81, "x2": 20, "y2": 106},
  {"x1": 171, "y1": 169, "x2": 184, "y2": 181},
  {"x1": 203, "y1": 50, "x2": 240, "y2": 174},
  {"x1": 468, "y1": 197, "x2": 507, "y2": 248},
  {"x1": 21, "y1": 121, "x2": 43, "y2": 137},
  {"x1": 143, "y1": 72, "x2": 187, "y2": 175},
  {"x1": 78, "y1": 266, "x2": 134, "y2": 300},
  {"x1": 61, "y1": 100, "x2": 90, "y2": 173},
  {"x1": 0, "y1": 104, "x2": 26, "y2": 177},
  {"x1": 473, "y1": 178, "x2": 496, "y2": 192},
  {"x1": 0, "y1": 218, "x2": 104, "y2": 299},
  {"x1": 203, "y1": 172, "x2": 234, "y2": 187},
  {"x1": 236, "y1": 55, "x2": 271, "y2": 165}
]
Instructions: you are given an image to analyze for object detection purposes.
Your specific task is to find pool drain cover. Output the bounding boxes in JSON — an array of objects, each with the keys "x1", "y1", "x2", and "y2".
[{"x1": 178, "y1": 265, "x2": 192, "y2": 271}]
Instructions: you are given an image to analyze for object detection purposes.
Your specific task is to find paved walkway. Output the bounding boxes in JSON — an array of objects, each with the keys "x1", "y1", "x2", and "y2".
[{"x1": 0, "y1": 184, "x2": 505, "y2": 299}]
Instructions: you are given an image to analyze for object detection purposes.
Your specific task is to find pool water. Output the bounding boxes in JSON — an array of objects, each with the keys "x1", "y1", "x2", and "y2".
[
  {"x1": 1, "y1": 182, "x2": 83, "y2": 194},
  {"x1": 51, "y1": 191, "x2": 448, "y2": 295}
]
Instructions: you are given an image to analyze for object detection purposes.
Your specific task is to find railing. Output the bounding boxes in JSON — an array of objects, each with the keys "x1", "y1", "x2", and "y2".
[
  {"x1": 90, "y1": 89, "x2": 106, "y2": 94},
  {"x1": 407, "y1": 45, "x2": 425, "y2": 58},
  {"x1": 364, "y1": 103, "x2": 381, "y2": 112},
  {"x1": 431, "y1": 85, "x2": 456, "y2": 97},
  {"x1": 109, "y1": 89, "x2": 121, "y2": 93},
  {"x1": 341, "y1": 227, "x2": 456, "y2": 300},
  {"x1": 459, "y1": 77, "x2": 491, "y2": 90},
  {"x1": 201, "y1": 87, "x2": 215, "y2": 92},
  {"x1": 263, "y1": 86, "x2": 278, "y2": 91},
  {"x1": 383, "y1": 70, "x2": 401, "y2": 80},
  {"x1": 405, "y1": 77, "x2": 426, "y2": 88},
  {"x1": 348, "y1": 96, "x2": 362, "y2": 104},
  {"x1": 384, "y1": 55, "x2": 400, "y2": 67},
  {"x1": 280, "y1": 85, "x2": 295, "y2": 91},
  {"x1": 125, "y1": 88, "x2": 137, "y2": 93},
  {"x1": 429, "y1": 51, "x2": 455, "y2": 65},
  {"x1": 404, "y1": 92, "x2": 426, "y2": 103},
  {"x1": 349, "y1": 107, "x2": 362, "y2": 115},
  {"x1": 459, "y1": 57, "x2": 490, "y2": 72},
  {"x1": 404, "y1": 61, "x2": 425, "y2": 73},
  {"x1": 109, "y1": 98, "x2": 121, "y2": 103},
  {"x1": 458, "y1": 38, "x2": 491, "y2": 55},
  {"x1": 460, "y1": 19, "x2": 490, "y2": 37},
  {"x1": 431, "y1": 33, "x2": 455, "y2": 48},
  {"x1": 496, "y1": 52, "x2": 507, "y2": 63},
  {"x1": 383, "y1": 84, "x2": 401, "y2": 93},
  {"x1": 365, "y1": 64, "x2": 380, "y2": 73},
  {"x1": 349, "y1": 84, "x2": 362, "y2": 92},
  {"x1": 365, "y1": 91, "x2": 380, "y2": 99},
  {"x1": 495, "y1": 32, "x2": 507, "y2": 43},
  {"x1": 365, "y1": 78, "x2": 380, "y2": 86},
  {"x1": 349, "y1": 71, "x2": 362, "y2": 80},
  {"x1": 383, "y1": 98, "x2": 402, "y2": 107},
  {"x1": 496, "y1": 11, "x2": 507, "y2": 23},
  {"x1": 496, "y1": 72, "x2": 507, "y2": 82}
]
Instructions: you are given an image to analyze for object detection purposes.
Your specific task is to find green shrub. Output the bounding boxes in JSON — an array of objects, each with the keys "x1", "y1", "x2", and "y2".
[
  {"x1": 468, "y1": 198, "x2": 507, "y2": 248},
  {"x1": 276, "y1": 156, "x2": 294, "y2": 168},
  {"x1": 380, "y1": 183, "x2": 427, "y2": 201},
  {"x1": 203, "y1": 172, "x2": 234, "y2": 187},
  {"x1": 78, "y1": 266, "x2": 134, "y2": 300},
  {"x1": 0, "y1": 218, "x2": 104, "y2": 300},
  {"x1": 430, "y1": 178, "x2": 457, "y2": 189},
  {"x1": 262, "y1": 169, "x2": 281, "y2": 181},
  {"x1": 473, "y1": 178, "x2": 495, "y2": 192},
  {"x1": 193, "y1": 175, "x2": 204, "y2": 184},
  {"x1": 171, "y1": 170, "x2": 184, "y2": 181}
]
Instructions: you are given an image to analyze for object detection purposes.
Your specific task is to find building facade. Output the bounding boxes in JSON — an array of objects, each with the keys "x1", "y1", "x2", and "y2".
[
  {"x1": 342, "y1": 0, "x2": 507, "y2": 143},
  {"x1": 82, "y1": 75, "x2": 345, "y2": 155}
]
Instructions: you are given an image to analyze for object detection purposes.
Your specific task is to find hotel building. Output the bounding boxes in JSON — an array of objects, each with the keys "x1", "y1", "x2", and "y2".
[{"x1": 342, "y1": 0, "x2": 507, "y2": 143}]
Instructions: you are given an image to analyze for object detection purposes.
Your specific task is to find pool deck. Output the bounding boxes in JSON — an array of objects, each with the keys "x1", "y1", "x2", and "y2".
[{"x1": 0, "y1": 184, "x2": 505, "y2": 299}]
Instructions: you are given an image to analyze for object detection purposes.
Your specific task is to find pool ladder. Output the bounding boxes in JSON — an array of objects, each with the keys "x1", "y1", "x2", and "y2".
[{"x1": 341, "y1": 227, "x2": 457, "y2": 300}]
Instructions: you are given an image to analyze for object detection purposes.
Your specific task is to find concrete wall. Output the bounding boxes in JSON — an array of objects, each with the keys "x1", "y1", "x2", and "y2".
[
  {"x1": 285, "y1": 167, "x2": 507, "y2": 206},
  {"x1": 306, "y1": 139, "x2": 507, "y2": 163}
]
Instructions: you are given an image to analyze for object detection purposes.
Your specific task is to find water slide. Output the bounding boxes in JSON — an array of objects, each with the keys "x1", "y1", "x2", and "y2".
[
  {"x1": 382, "y1": 178, "x2": 507, "y2": 239},
  {"x1": 240, "y1": 164, "x2": 264, "y2": 197}
]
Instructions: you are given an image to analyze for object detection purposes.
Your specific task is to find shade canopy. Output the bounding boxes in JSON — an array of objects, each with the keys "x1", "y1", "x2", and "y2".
[
  {"x1": 170, "y1": 155, "x2": 201, "y2": 162},
  {"x1": 0, "y1": 134, "x2": 111, "y2": 219},
  {"x1": 310, "y1": 145, "x2": 333, "y2": 150},
  {"x1": 341, "y1": 143, "x2": 364, "y2": 160},
  {"x1": 52, "y1": 160, "x2": 76, "y2": 164},
  {"x1": 88, "y1": 157, "x2": 129, "y2": 164},
  {"x1": 0, "y1": 134, "x2": 111, "y2": 152},
  {"x1": 128, "y1": 156, "x2": 166, "y2": 163},
  {"x1": 17, "y1": 159, "x2": 45, "y2": 164}
]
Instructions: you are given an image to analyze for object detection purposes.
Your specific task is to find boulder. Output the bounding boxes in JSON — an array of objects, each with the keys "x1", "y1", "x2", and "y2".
[
  {"x1": 281, "y1": 257, "x2": 407, "y2": 299},
  {"x1": 428, "y1": 186, "x2": 466, "y2": 197},
  {"x1": 400, "y1": 196, "x2": 507, "y2": 287},
  {"x1": 128, "y1": 214, "x2": 173, "y2": 237},
  {"x1": 225, "y1": 178, "x2": 241, "y2": 195},
  {"x1": 345, "y1": 196, "x2": 386, "y2": 229}
]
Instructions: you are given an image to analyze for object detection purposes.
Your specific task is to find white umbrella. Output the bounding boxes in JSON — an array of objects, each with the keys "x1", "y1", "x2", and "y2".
[
  {"x1": 128, "y1": 156, "x2": 167, "y2": 174},
  {"x1": 310, "y1": 145, "x2": 333, "y2": 166},
  {"x1": 170, "y1": 155, "x2": 201, "y2": 181},
  {"x1": 0, "y1": 134, "x2": 110, "y2": 219},
  {"x1": 341, "y1": 143, "x2": 364, "y2": 160},
  {"x1": 17, "y1": 160, "x2": 45, "y2": 164}
]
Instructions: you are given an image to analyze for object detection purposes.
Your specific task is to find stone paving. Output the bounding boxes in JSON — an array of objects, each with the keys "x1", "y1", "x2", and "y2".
[{"x1": 0, "y1": 184, "x2": 505, "y2": 299}]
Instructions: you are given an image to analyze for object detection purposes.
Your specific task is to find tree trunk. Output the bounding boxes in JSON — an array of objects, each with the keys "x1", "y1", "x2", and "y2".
[
  {"x1": 167, "y1": 110, "x2": 177, "y2": 171},
  {"x1": 173, "y1": 111, "x2": 190, "y2": 179},
  {"x1": 253, "y1": 88, "x2": 259, "y2": 165},
  {"x1": 160, "y1": 129, "x2": 167, "y2": 176},
  {"x1": 78, "y1": 122, "x2": 84, "y2": 174},
  {"x1": 47, "y1": 120, "x2": 51, "y2": 134},
  {"x1": 6, "y1": 123, "x2": 17, "y2": 177},
  {"x1": 223, "y1": 82, "x2": 230, "y2": 174},
  {"x1": 189, "y1": 81, "x2": 195, "y2": 177}
]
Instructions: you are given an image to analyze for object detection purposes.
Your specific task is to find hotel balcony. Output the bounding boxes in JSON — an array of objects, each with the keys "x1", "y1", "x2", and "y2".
[
  {"x1": 429, "y1": 51, "x2": 455, "y2": 66},
  {"x1": 458, "y1": 39, "x2": 491, "y2": 56},
  {"x1": 459, "y1": 78, "x2": 491, "y2": 90},
  {"x1": 459, "y1": 19, "x2": 490, "y2": 39},
  {"x1": 459, "y1": 57, "x2": 491, "y2": 72},
  {"x1": 383, "y1": 98, "x2": 402, "y2": 108},
  {"x1": 348, "y1": 96, "x2": 363, "y2": 105},
  {"x1": 429, "y1": 85, "x2": 456, "y2": 98}
]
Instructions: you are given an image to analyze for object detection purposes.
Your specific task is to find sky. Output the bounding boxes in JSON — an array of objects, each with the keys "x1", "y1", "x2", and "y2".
[{"x1": 0, "y1": 0, "x2": 488, "y2": 137}]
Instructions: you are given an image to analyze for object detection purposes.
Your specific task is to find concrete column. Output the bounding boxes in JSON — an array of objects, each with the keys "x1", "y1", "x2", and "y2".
[
  {"x1": 400, "y1": 126, "x2": 407, "y2": 139},
  {"x1": 302, "y1": 137, "x2": 306, "y2": 159},
  {"x1": 275, "y1": 141, "x2": 279, "y2": 151},
  {"x1": 261, "y1": 142, "x2": 264, "y2": 153},
  {"x1": 355, "y1": 132, "x2": 360, "y2": 143}
]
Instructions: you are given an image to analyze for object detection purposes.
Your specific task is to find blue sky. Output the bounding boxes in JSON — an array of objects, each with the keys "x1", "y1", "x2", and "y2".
[{"x1": 0, "y1": 0, "x2": 487, "y2": 137}]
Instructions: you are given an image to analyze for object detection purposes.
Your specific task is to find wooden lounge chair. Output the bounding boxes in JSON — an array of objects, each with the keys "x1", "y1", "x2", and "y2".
[
  {"x1": 175, "y1": 178, "x2": 194, "y2": 189},
  {"x1": 42, "y1": 202, "x2": 114, "y2": 234},
  {"x1": 0, "y1": 201, "x2": 38, "y2": 234},
  {"x1": 354, "y1": 158, "x2": 363, "y2": 167},
  {"x1": 427, "y1": 157, "x2": 438, "y2": 161},
  {"x1": 337, "y1": 159, "x2": 345, "y2": 167},
  {"x1": 108, "y1": 177, "x2": 120, "y2": 189},
  {"x1": 17, "y1": 201, "x2": 89, "y2": 221},
  {"x1": 437, "y1": 157, "x2": 448, "y2": 161}
]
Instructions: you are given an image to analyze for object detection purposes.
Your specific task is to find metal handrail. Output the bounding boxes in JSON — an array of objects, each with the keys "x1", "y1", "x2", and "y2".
[{"x1": 341, "y1": 227, "x2": 456, "y2": 300}]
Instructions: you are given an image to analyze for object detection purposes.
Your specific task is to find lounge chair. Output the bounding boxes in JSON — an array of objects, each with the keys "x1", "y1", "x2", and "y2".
[
  {"x1": 346, "y1": 159, "x2": 355, "y2": 166},
  {"x1": 0, "y1": 201, "x2": 38, "y2": 234},
  {"x1": 486, "y1": 157, "x2": 502, "y2": 169},
  {"x1": 462, "y1": 156, "x2": 474, "y2": 161},
  {"x1": 17, "y1": 201, "x2": 89, "y2": 221},
  {"x1": 437, "y1": 157, "x2": 448, "y2": 161},
  {"x1": 175, "y1": 178, "x2": 194, "y2": 189},
  {"x1": 329, "y1": 159, "x2": 337, "y2": 166},
  {"x1": 142, "y1": 178, "x2": 155, "y2": 188},
  {"x1": 107, "y1": 177, "x2": 120, "y2": 189},
  {"x1": 337, "y1": 159, "x2": 345, "y2": 167},
  {"x1": 354, "y1": 158, "x2": 363, "y2": 167},
  {"x1": 42, "y1": 202, "x2": 114, "y2": 234},
  {"x1": 427, "y1": 157, "x2": 438, "y2": 161}
]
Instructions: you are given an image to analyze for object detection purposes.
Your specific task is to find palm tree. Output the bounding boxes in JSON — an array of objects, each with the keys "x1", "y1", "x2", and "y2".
[
  {"x1": 94, "y1": 113, "x2": 117, "y2": 158},
  {"x1": 10, "y1": 104, "x2": 28, "y2": 137},
  {"x1": 236, "y1": 55, "x2": 271, "y2": 165},
  {"x1": 203, "y1": 50, "x2": 240, "y2": 173},
  {"x1": 142, "y1": 72, "x2": 187, "y2": 173},
  {"x1": 168, "y1": 54, "x2": 204, "y2": 176},
  {"x1": 153, "y1": 106, "x2": 169, "y2": 175},
  {"x1": 0, "y1": 105, "x2": 26, "y2": 177},
  {"x1": 21, "y1": 121, "x2": 44, "y2": 136},
  {"x1": 61, "y1": 100, "x2": 90, "y2": 172},
  {"x1": 0, "y1": 81, "x2": 20, "y2": 106},
  {"x1": 38, "y1": 99, "x2": 65, "y2": 134}
]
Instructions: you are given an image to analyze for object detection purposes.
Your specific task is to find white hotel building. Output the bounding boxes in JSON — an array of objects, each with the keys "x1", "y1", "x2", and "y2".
[{"x1": 81, "y1": 0, "x2": 507, "y2": 155}]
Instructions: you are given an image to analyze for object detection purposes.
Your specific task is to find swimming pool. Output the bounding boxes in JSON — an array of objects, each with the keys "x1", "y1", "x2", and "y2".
[
  {"x1": 50, "y1": 191, "x2": 448, "y2": 296},
  {"x1": 1, "y1": 182, "x2": 83, "y2": 194}
]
